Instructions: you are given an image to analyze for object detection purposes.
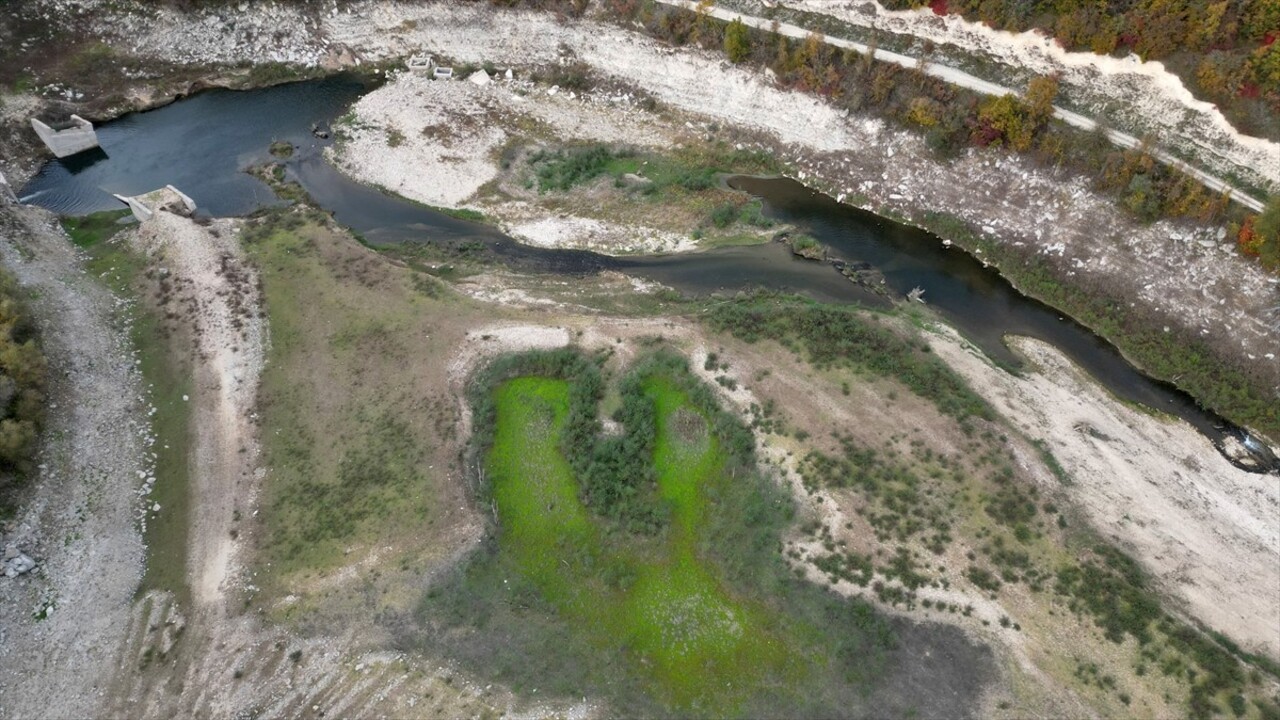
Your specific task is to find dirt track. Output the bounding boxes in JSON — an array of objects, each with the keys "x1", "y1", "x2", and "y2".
[{"x1": 126, "y1": 208, "x2": 267, "y2": 610}]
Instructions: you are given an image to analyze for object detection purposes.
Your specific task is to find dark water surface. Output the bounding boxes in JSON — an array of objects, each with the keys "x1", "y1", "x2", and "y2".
[
  {"x1": 728, "y1": 177, "x2": 1221, "y2": 426},
  {"x1": 20, "y1": 75, "x2": 373, "y2": 216},
  {"x1": 18, "y1": 77, "x2": 1274, "y2": 470}
]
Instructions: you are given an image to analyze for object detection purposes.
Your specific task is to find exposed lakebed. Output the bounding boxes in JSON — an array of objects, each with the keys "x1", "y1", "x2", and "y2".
[{"x1": 18, "y1": 75, "x2": 1275, "y2": 472}]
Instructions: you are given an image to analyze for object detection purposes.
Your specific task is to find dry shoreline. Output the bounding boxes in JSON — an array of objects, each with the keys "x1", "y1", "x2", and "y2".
[{"x1": 2, "y1": 1, "x2": 1279, "y2": 716}]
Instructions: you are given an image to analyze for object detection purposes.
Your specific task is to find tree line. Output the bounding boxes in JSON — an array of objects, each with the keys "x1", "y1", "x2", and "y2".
[
  {"x1": 607, "y1": 1, "x2": 1279, "y2": 269},
  {"x1": 879, "y1": 0, "x2": 1280, "y2": 138}
]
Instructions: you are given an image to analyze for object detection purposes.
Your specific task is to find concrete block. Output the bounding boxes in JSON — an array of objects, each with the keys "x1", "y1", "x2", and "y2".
[
  {"x1": 31, "y1": 114, "x2": 100, "y2": 158},
  {"x1": 407, "y1": 54, "x2": 433, "y2": 71},
  {"x1": 114, "y1": 185, "x2": 198, "y2": 223},
  {"x1": 433, "y1": 67, "x2": 454, "y2": 80}
]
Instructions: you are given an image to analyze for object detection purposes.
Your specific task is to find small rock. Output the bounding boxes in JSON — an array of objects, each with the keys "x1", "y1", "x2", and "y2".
[{"x1": 5, "y1": 553, "x2": 36, "y2": 577}]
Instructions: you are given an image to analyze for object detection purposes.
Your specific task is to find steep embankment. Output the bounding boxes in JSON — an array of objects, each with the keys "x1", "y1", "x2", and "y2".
[
  {"x1": 754, "y1": 0, "x2": 1280, "y2": 196},
  {"x1": 661, "y1": 0, "x2": 1275, "y2": 209},
  {"x1": 0, "y1": 204, "x2": 150, "y2": 720}
]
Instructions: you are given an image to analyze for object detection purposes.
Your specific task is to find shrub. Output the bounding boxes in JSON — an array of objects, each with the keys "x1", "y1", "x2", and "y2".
[
  {"x1": 709, "y1": 202, "x2": 738, "y2": 228},
  {"x1": 724, "y1": 18, "x2": 751, "y2": 63},
  {"x1": 530, "y1": 145, "x2": 627, "y2": 192},
  {"x1": 0, "y1": 272, "x2": 45, "y2": 481}
]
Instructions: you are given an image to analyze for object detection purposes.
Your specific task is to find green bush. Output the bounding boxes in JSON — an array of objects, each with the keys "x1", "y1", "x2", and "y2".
[
  {"x1": 530, "y1": 145, "x2": 629, "y2": 192},
  {"x1": 709, "y1": 202, "x2": 738, "y2": 228},
  {"x1": 0, "y1": 270, "x2": 45, "y2": 483},
  {"x1": 724, "y1": 18, "x2": 751, "y2": 63}
]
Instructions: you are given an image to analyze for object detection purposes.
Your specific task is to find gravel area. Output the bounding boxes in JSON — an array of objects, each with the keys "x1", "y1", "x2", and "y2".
[{"x1": 0, "y1": 204, "x2": 150, "y2": 720}]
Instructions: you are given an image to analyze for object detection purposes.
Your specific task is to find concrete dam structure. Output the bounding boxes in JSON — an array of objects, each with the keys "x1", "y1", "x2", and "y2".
[
  {"x1": 31, "y1": 115, "x2": 100, "y2": 158},
  {"x1": 114, "y1": 185, "x2": 197, "y2": 223}
]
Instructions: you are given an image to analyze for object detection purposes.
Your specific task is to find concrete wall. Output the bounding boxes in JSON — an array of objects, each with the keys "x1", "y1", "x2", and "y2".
[
  {"x1": 31, "y1": 115, "x2": 99, "y2": 158},
  {"x1": 114, "y1": 185, "x2": 198, "y2": 223}
]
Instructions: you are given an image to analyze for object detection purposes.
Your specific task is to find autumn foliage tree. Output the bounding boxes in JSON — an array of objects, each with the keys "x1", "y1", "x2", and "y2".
[
  {"x1": 875, "y1": 0, "x2": 1280, "y2": 134},
  {"x1": 1239, "y1": 196, "x2": 1280, "y2": 269}
]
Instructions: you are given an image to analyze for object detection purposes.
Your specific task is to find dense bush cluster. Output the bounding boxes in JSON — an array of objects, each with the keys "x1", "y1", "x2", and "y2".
[
  {"x1": 1235, "y1": 195, "x2": 1280, "y2": 270},
  {"x1": 529, "y1": 145, "x2": 627, "y2": 192},
  {"x1": 579, "y1": 367, "x2": 666, "y2": 533},
  {"x1": 470, "y1": 348, "x2": 757, "y2": 534},
  {"x1": 0, "y1": 271, "x2": 45, "y2": 484}
]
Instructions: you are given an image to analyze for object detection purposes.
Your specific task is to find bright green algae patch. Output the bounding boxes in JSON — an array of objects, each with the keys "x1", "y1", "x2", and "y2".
[
  {"x1": 418, "y1": 349, "x2": 977, "y2": 717},
  {"x1": 488, "y1": 377, "x2": 594, "y2": 604},
  {"x1": 487, "y1": 373, "x2": 789, "y2": 708}
]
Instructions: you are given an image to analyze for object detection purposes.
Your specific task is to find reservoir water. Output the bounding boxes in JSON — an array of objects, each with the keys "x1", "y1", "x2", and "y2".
[{"x1": 18, "y1": 75, "x2": 1275, "y2": 472}]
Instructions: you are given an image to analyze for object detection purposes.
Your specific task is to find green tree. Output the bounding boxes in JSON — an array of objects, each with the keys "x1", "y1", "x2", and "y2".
[
  {"x1": 724, "y1": 18, "x2": 751, "y2": 63},
  {"x1": 1249, "y1": 42, "x2": 1280, "y2": 91},
  {"x1": 1025, "y1": 75, "x2": 1059, "y2": 123},
  {"x1": 0, "y1": 271, "x2": 44, "y2": 477},
  {"x1": 1254, "y1": 195, "x2": 1280, "y2": 267},
  {"x1": 1257, "y1": 195, "x2": 1280, "y2": 241}
]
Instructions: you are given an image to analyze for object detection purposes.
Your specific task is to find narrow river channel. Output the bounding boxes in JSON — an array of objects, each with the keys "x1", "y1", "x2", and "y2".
[{"x1": 17, "y1": 74, "x2": 1276, "y2": 472}]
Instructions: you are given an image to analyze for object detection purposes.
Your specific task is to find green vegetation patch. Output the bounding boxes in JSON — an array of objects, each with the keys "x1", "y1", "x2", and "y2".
[
  {"x1": 244, "y1": 208, "x2": 446, "y2": 585},
  {"x1": 523, "y1": 142, "x2": 781, "y2": 239},
  {"x1": 59, "y1": 209, "x2": 131, "y2": 248},
  {"x1": 0, "y1": 267, "x2": 47, "y2": 510},
  {"x1": 528, "y1": 143, "x2": 781, "y2": 195},
  {"x1": 423, "y1": 349, "x2": 954, "y2": 716},
  {"x1": 1054, "y1": 539, "x2": 1280, "y2": 719},
  {"x1": 707, "y1": 297, "x2": 992, "y2": 423},
  {"x1": 60, "y1": 210, "x2": 193, "y2": 599}
]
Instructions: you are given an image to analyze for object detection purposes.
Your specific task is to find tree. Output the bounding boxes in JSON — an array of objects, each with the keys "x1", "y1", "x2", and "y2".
[
  {"x1": 1025, "y1": 75, "x2": 1059, "y2": 122},
  {"x1": 1252, "y1": 196, "x2": 1280, "y2": 268},
  {"x1": 975, "y1": 93, "x2": 1035, "y2": 150},
  {"x1": 0, "y1": 270, "x2": 44, "y2": 477},
  {"x1": 724, "y1": 18, "x2": 751, "y2": 63},
  {"x1": 1256, "y1": 195, "x2": 1280, "y2": 241},
  {"x1": 907, "y1": 96, "x2": 942, "y2": 127},
  {"x1": 1249, "y1": 42, "x2": 1280, "y2": 92}
]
